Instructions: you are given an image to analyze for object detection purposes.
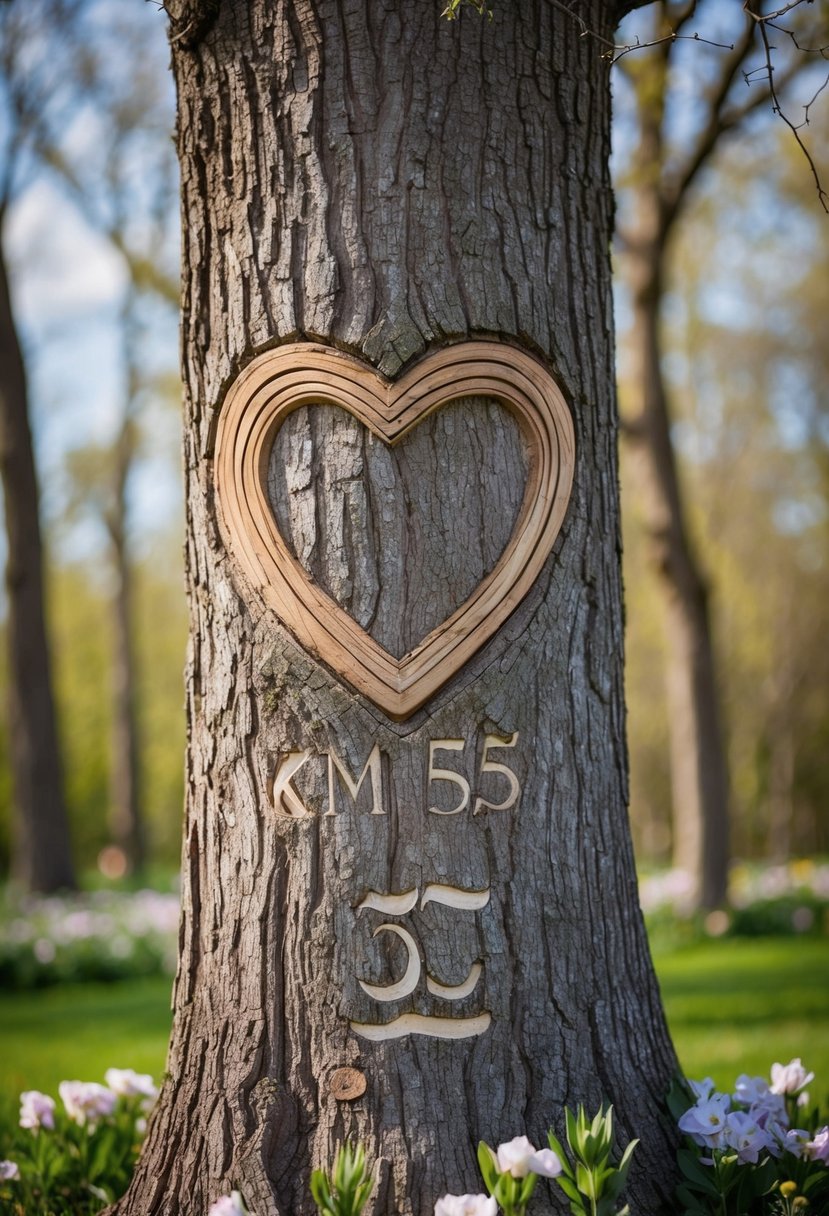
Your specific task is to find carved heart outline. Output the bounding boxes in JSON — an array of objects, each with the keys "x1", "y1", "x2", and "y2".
[{"x1": 214, "y1": 341, "x2": 575, "y2": 720}]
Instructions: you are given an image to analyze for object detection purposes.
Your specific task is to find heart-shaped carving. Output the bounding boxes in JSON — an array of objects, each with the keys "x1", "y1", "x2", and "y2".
[{"x1": 214, "y1": 341, "x2": 575, "y2": 720}]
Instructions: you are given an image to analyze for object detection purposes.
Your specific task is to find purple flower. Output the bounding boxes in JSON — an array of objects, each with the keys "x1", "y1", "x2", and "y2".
[
  {"x1": 678, "y1": 1093, "x2": 730, "y2": 1148},
  {"x1": 19, "y1": 1091, "x2": 55, "y2": 1132},
  {"x1": 734, "y1": 1075, "x2": 772, "y2": 1107},
  {"x1": 689, "y1": 1077, "x2": 717, "y2": 1102},
  {"x1": 780, "y1": 1128, "x2": 811, "y2": 1159},
  {"x1": 0, "y1": 1161, "x2": 19, "y2": 1181},
  {"x1": 723, "y1": 1111, "x2": 772, "y2": 1165}
]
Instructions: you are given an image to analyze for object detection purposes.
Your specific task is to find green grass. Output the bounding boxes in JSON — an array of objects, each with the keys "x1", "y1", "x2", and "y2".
[
  {"x1": 0, "y1": 937, "x2": 827, "y2": 1107},
  {"x1": 0, "y1": 976, "x2": 172, "y2": 1099},
  {"x1": 654, "y1": 936, "x2": 829, "y2": 1095}
]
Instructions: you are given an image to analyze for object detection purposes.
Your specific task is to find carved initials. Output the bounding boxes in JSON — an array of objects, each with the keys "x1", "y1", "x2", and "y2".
[
  {"x1": 326, "y1": 744, "x2": 384, "y2": 816},
  {"x1": 269, "y1": 750, "x2": 312, "y2": 818}
]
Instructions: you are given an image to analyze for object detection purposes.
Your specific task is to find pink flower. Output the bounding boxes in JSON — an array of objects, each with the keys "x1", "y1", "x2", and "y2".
[
  {"x1": 19, "y1": 1090, "x2": 56, "y2": 1131},
  {"x1": 59, "y1": 1081, "x2": 117, "y2": 1127},
  {"x1": 770, "y1": 1059, "x2": 814, "y2": 1096},
  {"x1": 806, "y1": 1127, "x2": 829, "y2": 1164},
  {"x1": 0, "y1": 1161, "x2": 19, "y2": 1181},
  {"x1": 434, "y1": 1195, "x2": 497, "y2": 1216},
  {"x1": 104, "y1": 1068, "x2": 159, "y2": 1104}
]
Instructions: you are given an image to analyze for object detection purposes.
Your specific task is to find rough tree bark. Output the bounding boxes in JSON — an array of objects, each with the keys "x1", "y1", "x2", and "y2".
[
  {"x1": 0, "y1": 215, "x2": 75, "y2": 893},
  {"x1": 115, "y1": 1, "x2": 678, "y2": 1212}
]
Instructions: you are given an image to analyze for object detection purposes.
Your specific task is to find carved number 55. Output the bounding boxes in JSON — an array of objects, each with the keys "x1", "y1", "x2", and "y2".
[{"x1": 427, "y1": 733, "x2": 520, "y2": 817}]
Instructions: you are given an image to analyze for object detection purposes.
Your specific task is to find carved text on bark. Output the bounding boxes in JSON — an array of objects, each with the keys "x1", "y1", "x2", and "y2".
[
  {"x1": 268, "y1": 731, "x2": 521, "y2": 819},
  {"x1": 350, "y1": 885, "x2": 492, "y2": 1042},
  {"x1": 215, "y1": 342, "x2": 575, "y2": 719}
]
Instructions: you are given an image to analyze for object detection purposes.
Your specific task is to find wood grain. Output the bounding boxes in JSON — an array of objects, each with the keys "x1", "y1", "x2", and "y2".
[{"x1": 215, "y1": 340, "x2": 575, "y2": 719}]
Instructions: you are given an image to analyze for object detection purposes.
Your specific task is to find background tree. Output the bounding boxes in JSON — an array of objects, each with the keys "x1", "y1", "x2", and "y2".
[
  {"x1": 113, "y1": 0, "x2": 679, "y2": 1212},
  {"x1": 50, "y1": 24, "x2": 179, "y2": 873},
  {"x1": 612, "y1": 0, "x2": 827, "y2": 908},
  {"x1": 0, "y1": 0, "x2": 181, "y2": 879},
  {"x1": 0, "y1": 0, "x2": 79, "y2": 891},
  {"x1": 623, "y1": 118, "x2": 829, "y2": 872}
]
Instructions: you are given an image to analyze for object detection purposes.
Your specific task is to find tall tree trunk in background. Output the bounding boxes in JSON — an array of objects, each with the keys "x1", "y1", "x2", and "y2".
[
  {"x1": 106, "y1": 310, "x2": 145, "y2": 873},
  {"x1": 619, "y1": 13, "x2": 733, "y2": 911},
  {"x1": 114, "y1": 2, "x2": 678, "y2": 1212},
  {"x1": 624, "y1": 252, "x2": 729, "y2": 910},
  {"x1": 0, "y1": 216, "x2": 74, "y2": 892}
]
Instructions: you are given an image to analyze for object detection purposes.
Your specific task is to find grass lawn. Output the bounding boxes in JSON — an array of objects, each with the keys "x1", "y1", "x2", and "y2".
[
  {"x1": 0, "y1": 976, "x2": 173, "y2": 1099},
  {"x1": 0, "y1": 936, "x2": 827, "y2": 1105},
  {"x1": 654, "y1": 935, "x2": 829, "y2": 1097}
]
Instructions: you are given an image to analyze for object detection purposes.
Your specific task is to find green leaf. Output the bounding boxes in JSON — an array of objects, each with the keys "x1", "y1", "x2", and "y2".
[
  {"x1": 554, "y1": 1174, "x2": 582, "y2": 1205},
  {"x1": 676, "y1": 1149, "x2": 721, "y2": 1198},
  {"x1": 565, "y1": 1108, "x2": 579, "y2": 1156},
  {"x1": 477, "y1": 1141, "x2": 498, "y2": 1193}
]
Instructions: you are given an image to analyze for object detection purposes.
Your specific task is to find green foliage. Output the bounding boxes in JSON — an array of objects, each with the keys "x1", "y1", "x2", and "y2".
[
  {"x1": 668, "y1": 1073, "x2": 829, "y2": 1216},
  {"x1": 441, "y1": 0, "x2": 493, "y2": 19},
  {"x1": 547, "y1": 1105, "x2": 637, "y2": 1216},
  {"x1": 0, "y1": 887, "x2": 178, "y2": 992},
  {"x1": 310, "y1": 1142, "x2": 373, "y2": 1216},
  {"x1": 0, "y1": 550, "x2": 187, "y2": 876},
  {"x1": 0, "y1": 1087, "x2": 149, "y2": 1215}
]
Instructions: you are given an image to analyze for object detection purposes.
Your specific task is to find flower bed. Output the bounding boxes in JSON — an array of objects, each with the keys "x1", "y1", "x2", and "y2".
[{"x1": 0, "y1": 888, "x2": 179, "y2": 990}]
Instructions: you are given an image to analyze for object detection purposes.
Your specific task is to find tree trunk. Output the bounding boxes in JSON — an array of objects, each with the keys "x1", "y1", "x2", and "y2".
[
  {"x1": 0, "y1": 213, "x2": 75, "y2": 893},
  {"x1": 106, "y1": 314, "x2": 145, "y2": 874},
  {"x1": 107, "y1": 427, "x2": 145, "y2": 873},
  {"x1": 625, "y1": 273, "x2": 729, "y2": 910},
  {"x1": 115, "y1": 2, "x2": 678, "y2": 1212},
  {"x1": 620, "y1": 68, "x2": 730, "y2": 912}
]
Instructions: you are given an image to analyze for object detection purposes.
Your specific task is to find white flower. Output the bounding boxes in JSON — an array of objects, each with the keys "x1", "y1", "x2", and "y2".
[
  {"x1": 723, "y1": 1111, "x2": 772, "y2": 1165},
  {"x1": 59, "y1": 1081, "x2": 117, "y2": 1126},
  {"x1": 496, "y1": 1136, "x2": 540, "y2": 1178},
  {"x1": 104, "y1": 1068, "x2": 158, "y2": 1102},
  {"x1": 806, "y1": 1127, "x2": 829, "y2": 1163},
  {"x1": 207, "y1": 1193, "x2": 248, "y2": 1216},
  {"x1": 527, "y1": 1147, "x2": 562, "y2": 1178},
  {"x1": 19, "y1": 1090, "x2": 56, "y2": 1131},
  {"x1": 0, "y1": 1160, "x2": 19, "y2": 1181},
  {"x1": 678, "y1": 1093, "x2": 730, "y2": 1147},
  {"x1": 434, "y1": 1195, "x2": 497, "y2": 1216},
  {"x1": 770, "y1": 1059, "x2": 814, "y2": 1096}
]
